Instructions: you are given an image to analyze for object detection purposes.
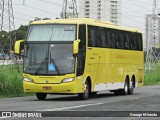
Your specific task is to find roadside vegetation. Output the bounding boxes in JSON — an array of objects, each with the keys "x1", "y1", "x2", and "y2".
[
  {"x1": 144, "y1": 67, "x2": 160, "y2": 85},
  {"x1": 0, "y1": 64, "x2": 33, "y2": 98}
]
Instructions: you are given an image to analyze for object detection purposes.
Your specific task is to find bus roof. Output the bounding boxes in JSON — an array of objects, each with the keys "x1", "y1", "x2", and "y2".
[{"x1": 30, "y1": 18, "x2": 142, "y2": 33}]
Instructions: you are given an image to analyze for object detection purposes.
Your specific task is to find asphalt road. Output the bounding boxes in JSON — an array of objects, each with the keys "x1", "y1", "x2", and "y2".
[{"x1": 0, "y1": 85, "x2": 160, "y2": 120}]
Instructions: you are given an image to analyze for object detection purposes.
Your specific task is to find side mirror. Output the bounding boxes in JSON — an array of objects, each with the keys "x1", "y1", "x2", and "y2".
[
  {"x1": 73, "y1": 39, "x2": 80, "y2": 54},
  {"x1": 14, "y1": 40, "x2": 25, "y2": 55}
]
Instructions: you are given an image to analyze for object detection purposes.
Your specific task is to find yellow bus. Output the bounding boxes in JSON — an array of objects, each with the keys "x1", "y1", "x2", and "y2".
[{"x1": 15, "y1": 18, "x2": 144, "y2": 100}]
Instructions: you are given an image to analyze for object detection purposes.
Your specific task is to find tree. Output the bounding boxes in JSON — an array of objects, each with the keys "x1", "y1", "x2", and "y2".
[
  {"x1": 1, "y1": 17, "x2": 51, "y2": 50},
  {"x1": 15, "y1": 25, "x2": 28, "y2": 40}
]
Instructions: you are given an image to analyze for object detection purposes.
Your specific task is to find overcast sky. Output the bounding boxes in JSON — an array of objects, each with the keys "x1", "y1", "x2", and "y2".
[{"x1": 12, "y1": 0, "x2": 160, "y2": 32}]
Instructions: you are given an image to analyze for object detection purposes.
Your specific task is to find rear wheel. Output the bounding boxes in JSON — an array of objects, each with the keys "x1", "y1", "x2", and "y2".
[
  {"x1": 36, "y1": 93, "x2": 47, "y2": 100},
  {"x1": 78, "y1": 80, "x2": 90, "y2": 100},
  {"x1": 128, "y1": 78, "x2": 135, "y2": 95},
  {"x1": 123, "y1": 80, "x2": 129, "y2": 95},
  {"x1": 114, "y1": 78, "x2": 129, "y2": 95}
]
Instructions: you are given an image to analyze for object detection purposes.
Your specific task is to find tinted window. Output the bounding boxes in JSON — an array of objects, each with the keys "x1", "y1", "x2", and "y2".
[
  {"x1": 77, "y1": 25, "x2": 86, "y2": 76},
  {"x1": 88, "y1": 26, "x2": 96, "y2": 47},
  {"x1": 137, "y1": 33, "x2": 143, "y2": 51},
  {"x1": 88, "y1": 25, "x2": 143, "y2": 51}
]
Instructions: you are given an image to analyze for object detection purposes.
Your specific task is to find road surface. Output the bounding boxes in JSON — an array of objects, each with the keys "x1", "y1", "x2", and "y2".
[{"x1": 0, "y1": 85, "x2": 160, "y2": 119}]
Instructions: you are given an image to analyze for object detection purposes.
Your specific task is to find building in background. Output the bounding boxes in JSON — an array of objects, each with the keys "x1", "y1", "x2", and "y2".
[
  {"x1": 78, "y1": 0, "x2": 122, "y2": 25},
  {"x1": 110, "y1": 0, "x2": 122, "y2": 25},
  {"x1": 145, "y1": 14, "x2": 160, "y2": 51}
]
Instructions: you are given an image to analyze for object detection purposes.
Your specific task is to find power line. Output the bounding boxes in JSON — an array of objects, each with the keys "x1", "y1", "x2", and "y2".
[
  {"x1": 127, "y1": 0, "x2": 152, "y2": 5},
  {"x1": 38, "y1": 0, "x2": 62, "y2": 7},
  {"x1": 15, "y1": 11, "x2": 35, "y2": 18},
  {"x1": 23, "y1": 4, "x2": 60, "y2": 16},
  {"x1": 123, "y1": 2, "x2": 152, "y2": 6},
  {"x1": 128, "y1": 0, "x2": 153, "y2": 11},
  {"x1": 61, "y1": 0, "x2": 78, "y2": 18},
  {"x1": 123, "y1": 6, "x2": 152, "y2": 14},
  {"x1": 14, "y1": 17, "x2": 31, "y2": 21},
  {"x1": 14, "y1": 0, "x2": 150, "y2": 31},
  {"x1": 80, "y1": 3, "x2": 147, "y2": 28}
]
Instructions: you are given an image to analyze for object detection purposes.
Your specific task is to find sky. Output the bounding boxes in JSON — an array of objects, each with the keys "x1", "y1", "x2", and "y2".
[{"x1": 11, "y1": 0, "x2": 160, "y2": 32}]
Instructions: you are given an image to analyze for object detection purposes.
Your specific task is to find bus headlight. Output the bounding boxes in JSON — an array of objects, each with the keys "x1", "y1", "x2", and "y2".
[
  {"x1": 62, "y1": 78, "x2": 74, "y2": 83},
  {"x1": 24, "y1": 77, "x2": 33, "y2": 82}
]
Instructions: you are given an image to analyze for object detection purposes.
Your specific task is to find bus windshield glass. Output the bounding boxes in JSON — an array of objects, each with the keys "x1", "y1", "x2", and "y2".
[
  {"x1": 27, "y1": 24, "x2": 76, "y2": 41},
  {"x1": 24, "y1": 44, "x2": 75, "y2": 75}
]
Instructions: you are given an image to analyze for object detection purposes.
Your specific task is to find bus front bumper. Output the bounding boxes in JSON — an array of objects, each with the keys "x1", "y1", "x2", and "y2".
[{"x1": 23, "y1": 81, "x2": 77, "y2": 94}]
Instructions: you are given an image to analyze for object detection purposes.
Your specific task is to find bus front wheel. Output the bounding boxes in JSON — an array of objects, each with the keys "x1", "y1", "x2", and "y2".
[
  {"x1": 78, "y1": 80, "x2": 90, "y2": 100},
  {"x1": 36, "y1": 93, "x2": 47, "y2": 100}
]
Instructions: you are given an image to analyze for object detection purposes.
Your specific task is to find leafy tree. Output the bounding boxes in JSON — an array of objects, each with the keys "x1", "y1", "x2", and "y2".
[
  {"x1": 15, "y1": 25, "x2": 28, "y2": 40},
  {"x1": 1, "y1": 17, "x2": 51, "y2": 50}
]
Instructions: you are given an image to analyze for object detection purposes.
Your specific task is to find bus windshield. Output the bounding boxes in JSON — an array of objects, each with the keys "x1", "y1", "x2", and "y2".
[
  {"x1": 27, "y1": 24, "x2": 76, "y2": 41},
  {"x1": 24, "y1": 44, "x2": 75, "y2": 75}
]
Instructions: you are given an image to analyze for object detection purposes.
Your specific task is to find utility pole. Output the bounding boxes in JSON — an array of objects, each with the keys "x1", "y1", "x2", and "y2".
[
  {"x1": 145, "y1": 0, "x2": 160, "y2": 73},
  {"x1": 0, "y1": 0, "x2": 17, "y2": 70},
  {"x1": 61, "y1": 0, "x2": 78, "y2": 18}
]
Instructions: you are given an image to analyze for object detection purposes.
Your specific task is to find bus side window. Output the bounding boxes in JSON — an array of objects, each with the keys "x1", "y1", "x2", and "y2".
[
  {"x1": 130, "y1": 33, "x2": 135, "y2": 50},
  {"x1": 115, "y1": 30, "x2": 119, "y2": 49},
  {"x1": 120, "y1": 32, "x2": 124, "y2": 49},
  {"x1": 77, "y1": 25, "x2": 86, "y2": 76},
  {"x1": 79, "y1": 25, "x2": 86, "y2": 49},
  {"x1": 116, "y1": 30, "x2": 124, "y2": 49},
  {"x1": 88, "y1": 26, "x2": 96, "y2": 47},
  {"x1": 111, "y1": 30, "x2": 116, "y2": 48},
  {"x1": 134, "y1": 34, "x2": 138, "y2": 50},
  {"x1": 99, "y1": 28, "x2": 106, "y2": 48},
  {"x1": 95, "y1": 27, "x2": 101, "y2": 47},
  {"x1": 124, "y1": 32, "x2": 130, "y2": 50},
  {"x1": 137, "y1": 33, "x2": 143, "y2": 51},
  {"x1": 105, "y1": 29, "x2": 110, "y2": 48}
]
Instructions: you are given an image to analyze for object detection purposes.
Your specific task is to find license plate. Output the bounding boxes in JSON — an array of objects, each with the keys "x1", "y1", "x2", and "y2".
[{"x1": 43, "y1": 86, "x2": 52, "y2": 90}]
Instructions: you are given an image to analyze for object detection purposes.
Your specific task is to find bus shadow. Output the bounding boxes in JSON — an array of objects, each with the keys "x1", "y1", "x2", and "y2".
[{"x1": 44, "y1": 92, "x2": 121, "y2": 101}]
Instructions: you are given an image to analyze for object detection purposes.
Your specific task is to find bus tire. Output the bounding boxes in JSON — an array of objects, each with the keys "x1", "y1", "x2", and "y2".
[
  {"x1": 123, "y1": 78, "x2": 129, "y2": 95},
  {"x1": 78, "y1": 80, "x2": 90, "y2": 100},
  {"x1": 128, "y1": 78, "x2": 135, "y2": 95},
  {"x1": 36, "y1": 93, "x2": 47, "y2": 100},
  {"x1": 114, "y1": 78, "x2": 129, "y2": 95}
]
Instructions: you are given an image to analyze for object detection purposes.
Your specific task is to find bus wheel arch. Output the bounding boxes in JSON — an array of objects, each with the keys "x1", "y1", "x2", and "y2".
[
  {"x1": 86, "y1": 76, "x2": 92, "y2": 93},
  {"x1": 131, "y1": 75, "x2": 136, "y2": 88},
  {"x1": 114, "y1": 75, "x2": 129, "y2": 95},
  {"x1": 129, "y1": 75, "x2": 135, "y2": 95},
  {"x1": 78, "y1": 76, "x2": 91, "y2": 100}
]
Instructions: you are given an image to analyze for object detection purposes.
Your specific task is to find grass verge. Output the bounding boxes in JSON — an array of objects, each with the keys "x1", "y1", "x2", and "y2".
[
  {"x1": 144, "y1": 73, "x2": 160, "y2": 85},
  {"x1": 0, "y1": 64, "x2": 34, "y2": 98}
]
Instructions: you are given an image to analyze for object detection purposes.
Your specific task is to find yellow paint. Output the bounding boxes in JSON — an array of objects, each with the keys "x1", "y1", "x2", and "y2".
[
  {"x1": 14, "y1": 40, "x2": 25, "y2": 55},
  {"x1": 23, "y1": 18, "x2": 144, "y2": 94}
]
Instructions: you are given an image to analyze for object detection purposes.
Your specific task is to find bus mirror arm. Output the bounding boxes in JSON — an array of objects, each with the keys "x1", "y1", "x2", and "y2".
[
  {"x1": 73, "y1": 39, "x2": 80, "y2": 55},
  {"x1": 14, "y1": 40, "x2": 25, "y2": 56}
]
